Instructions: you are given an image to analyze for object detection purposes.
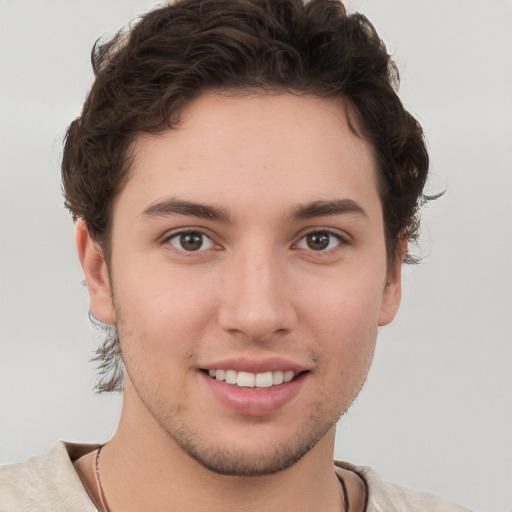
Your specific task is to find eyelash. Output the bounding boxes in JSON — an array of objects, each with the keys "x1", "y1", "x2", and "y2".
[
  {"x1": 294, "y1": 230, "x2": 347, "y2": 253},
  {"x1": 163, "y1": 229, "x2": 348, "y2": 255},
  {"x1": 165, "y1": 230, "x2": 216, "y2": 253}
]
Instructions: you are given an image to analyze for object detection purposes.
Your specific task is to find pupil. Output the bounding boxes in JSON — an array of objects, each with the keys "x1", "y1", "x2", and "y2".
[
  {"x1": 180, "y1": 232, "x2": 203, "y2": 251},
  {"x1": 307, "y1": 232, "x2": 329, "y2": 250}
]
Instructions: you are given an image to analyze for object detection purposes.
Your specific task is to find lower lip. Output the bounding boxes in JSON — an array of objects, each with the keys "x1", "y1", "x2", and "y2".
[{"x1": 202, "y1": 372, "x2": 307, "y2": 416}]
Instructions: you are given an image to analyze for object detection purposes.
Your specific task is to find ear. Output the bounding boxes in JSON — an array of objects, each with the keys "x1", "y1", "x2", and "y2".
[
  {"x1": 378, "y1": 238, "x2": 407, "y2": 327},
  {"x1": 76, "y1": 220, "x2": 116, "y2": 325}
]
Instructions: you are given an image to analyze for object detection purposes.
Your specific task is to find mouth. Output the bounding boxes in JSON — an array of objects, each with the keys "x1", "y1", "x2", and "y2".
[
  {"x1": 200, "y1": 363, "x2": 308, "y2": 415},
  {"x1": 203, "y1": 369, "x2": 301, "y2": 389}
]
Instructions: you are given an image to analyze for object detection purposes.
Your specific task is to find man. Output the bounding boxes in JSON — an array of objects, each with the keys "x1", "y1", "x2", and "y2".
[{"x1": 0, "y1": 1, "x2": 472, "y2": 510}]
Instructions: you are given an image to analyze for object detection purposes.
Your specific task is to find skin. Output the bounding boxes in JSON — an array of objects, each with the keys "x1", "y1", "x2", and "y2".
[{"x1": 76, "y1": 93, "x2": 404, "y2": 512}]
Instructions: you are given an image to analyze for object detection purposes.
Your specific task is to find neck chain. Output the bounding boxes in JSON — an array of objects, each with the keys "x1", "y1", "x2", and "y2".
[
  {"x1": 93, "y1": 444, "x2": 349, "y2": 512},
  {"x1": 95, "y1": 445, "x2": 112, "y2": 512},
  {"x1": 340, "y1": 473, "x2": 350, "y2": 512}
]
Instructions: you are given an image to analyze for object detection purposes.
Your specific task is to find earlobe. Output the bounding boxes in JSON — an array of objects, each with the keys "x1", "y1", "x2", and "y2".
[
  {"x1": 76, "y1": 220, "x2": 116, "y2": 325},
  {"x1": 378, "y1": 238, "x2": 407, "y2": 327}
]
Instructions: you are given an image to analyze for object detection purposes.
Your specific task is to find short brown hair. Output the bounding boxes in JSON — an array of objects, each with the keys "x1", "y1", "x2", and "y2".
[{"x1": 62, "y1": 0, "x2": 431, "y2": 391}]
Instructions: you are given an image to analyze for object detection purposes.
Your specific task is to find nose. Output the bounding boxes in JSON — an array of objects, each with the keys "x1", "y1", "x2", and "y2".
[{"x1": 218, "y1": 247, "x2": 297, "y2": 343}]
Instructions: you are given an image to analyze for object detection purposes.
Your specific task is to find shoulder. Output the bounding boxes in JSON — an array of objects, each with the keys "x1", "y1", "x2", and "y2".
[
  {"x1": 335, "y1": 461, "x2": 473, "y2": 512},
  {"x1": 0, "y1": 441, "x2": 98, "y2": 512}
]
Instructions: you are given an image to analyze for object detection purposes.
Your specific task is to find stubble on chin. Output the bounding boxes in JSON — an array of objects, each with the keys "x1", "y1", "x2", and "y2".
[{"x1": 159, "y1": 405, "x2": 338, "y2": 477}]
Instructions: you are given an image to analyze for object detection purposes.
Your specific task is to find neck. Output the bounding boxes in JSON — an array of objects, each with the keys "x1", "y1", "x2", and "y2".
[{"x1": 100, "y1": 385, "x2": 344, "y2": 512}]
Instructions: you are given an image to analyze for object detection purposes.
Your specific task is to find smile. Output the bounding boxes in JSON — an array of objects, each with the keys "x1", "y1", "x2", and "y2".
[{"x1": 207, "y1": 369, "x2": 297, "y2": 388}]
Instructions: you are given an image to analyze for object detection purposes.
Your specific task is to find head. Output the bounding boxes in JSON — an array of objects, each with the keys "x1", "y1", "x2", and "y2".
[{"x1": 62, "y1": 0, "x2": 429, "y2": 395}]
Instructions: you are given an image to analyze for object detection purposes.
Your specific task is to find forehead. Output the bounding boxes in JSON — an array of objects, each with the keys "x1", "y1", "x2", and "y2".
[{"x1": 121, "y1": 93, "x2": 380, "y2": 219}]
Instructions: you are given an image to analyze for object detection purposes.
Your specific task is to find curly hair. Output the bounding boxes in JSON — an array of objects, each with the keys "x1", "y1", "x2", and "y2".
[{"x1": 62, "y1": 0, "x2": 431, "y2": 392}]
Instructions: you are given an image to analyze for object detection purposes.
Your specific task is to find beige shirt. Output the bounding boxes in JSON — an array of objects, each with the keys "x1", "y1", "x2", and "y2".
[{"x1": 0, "y1": 442, "x2": 471, "y2": 511}]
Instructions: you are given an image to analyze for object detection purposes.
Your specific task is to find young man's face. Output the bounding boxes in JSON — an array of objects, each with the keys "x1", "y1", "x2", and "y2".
[{"x1": 81, "y1": 93, "x2": 402, "y2": 475}]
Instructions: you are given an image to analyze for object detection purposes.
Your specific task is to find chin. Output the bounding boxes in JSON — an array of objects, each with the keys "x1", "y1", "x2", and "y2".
[
  {"x1": 165, "y1": 415, "x2": 336, "y2": 477},
  {"x1": 181, "y1": 440, "x2": 317, "y2": 476}
]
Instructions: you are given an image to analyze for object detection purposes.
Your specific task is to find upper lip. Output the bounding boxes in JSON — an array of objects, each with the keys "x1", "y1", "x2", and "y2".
[{"x1": 200, "y1": 357, "x2": 308, "y2": 374}]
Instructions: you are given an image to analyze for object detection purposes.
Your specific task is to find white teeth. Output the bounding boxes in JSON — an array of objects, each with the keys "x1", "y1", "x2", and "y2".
[
  {"x1": 225, "y1": 369, "x2": 237, "y2": 384},
  {"x1": 237, "y1": 371, "x2": 255, "y2": 388},
  {"x1": 254, "y1": 371, "x2": 273, "y2": 388},
  {"x1": 208, "y1": 369, "x2": 297, "y2": 388},
  {"x1": 273, "y1": 371, "x2": 284, "y2": 385},
  {"x1": 284, "y1": 370, "x2": 295, "y2": 383}
]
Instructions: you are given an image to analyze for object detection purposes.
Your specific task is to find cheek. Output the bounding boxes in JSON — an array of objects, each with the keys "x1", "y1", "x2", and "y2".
[
  {"x1": 301, "y1": 288, "x2": 378, "y2": 418},
  {"x1": 299, "y1": 271, "x2": 383, "y2": 369},
  {"x1": 111, "y1": 260, "x2": 220, "y2": 361}
]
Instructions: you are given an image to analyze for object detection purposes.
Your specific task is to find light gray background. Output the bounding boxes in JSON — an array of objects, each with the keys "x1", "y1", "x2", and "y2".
[{"x1": 1, "y1": 1, "x2": 510, "y2": 510}]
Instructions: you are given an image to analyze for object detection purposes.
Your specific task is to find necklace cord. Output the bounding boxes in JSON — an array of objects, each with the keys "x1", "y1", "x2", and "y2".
[
  {"x1": 94, "y1": 444, "x2": 349, "y2": 512},
  {"x1": 95, "y1": 445, "x2": 112, "y2": 512},
  {"x1": 339, "y1": 473, "x2": 350, "y2": 512}
]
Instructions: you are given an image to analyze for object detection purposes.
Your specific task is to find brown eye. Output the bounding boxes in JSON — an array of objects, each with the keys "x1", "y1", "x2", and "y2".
[
  {"x1": 306, "y1": 232, "x2": 330, "y2": 250},
  {"x1": 169, "y1": 231, "x2": 213, "y2": 252},
  {"x1": 297, "y1": 231, "x2": 343, "y2": 252}
]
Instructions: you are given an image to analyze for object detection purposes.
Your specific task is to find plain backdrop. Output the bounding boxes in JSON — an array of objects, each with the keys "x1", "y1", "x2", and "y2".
[{"x1": 0, "y1": 1, "x2": 511, "y2": 511}]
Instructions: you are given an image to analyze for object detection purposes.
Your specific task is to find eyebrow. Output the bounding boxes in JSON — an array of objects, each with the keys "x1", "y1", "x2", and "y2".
[
  {"x1": 290, "y1": 199, "x2": 367, "y2": 220},
  {"x1": 141, "y1": 198, "x2": 232, "y2": 223},
  {"x1": 141, "y1": 197, "x2": 366, "y2": 224}
]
